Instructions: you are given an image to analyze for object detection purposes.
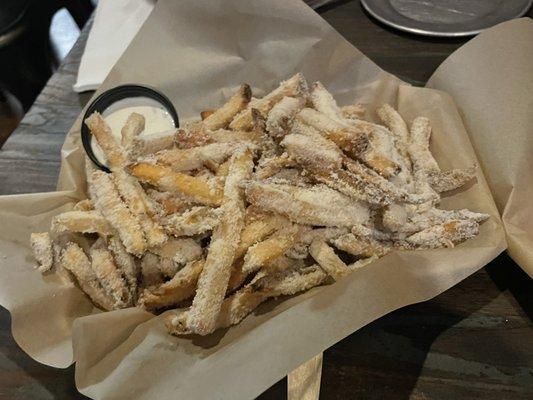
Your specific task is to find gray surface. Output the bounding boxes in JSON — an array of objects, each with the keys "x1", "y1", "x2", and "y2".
[{"x1": 361, "y1": 0, "x2": 533, "y2": 36}]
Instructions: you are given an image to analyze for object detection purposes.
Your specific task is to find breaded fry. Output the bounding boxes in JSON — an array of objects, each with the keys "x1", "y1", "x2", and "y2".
[
  {"x1": 73, "y1": 199, "x2": 93, "y2": 212},
  {"x1": 229, "y1": 73, "x2": 308, "y2": 131},
  {"x1": 203, "y1": 84, "x2": 252, "y2": 130},
  {"x1": 242, "y1": 224, "x2": 299, "y2": 274},
  {"x1": 151, "y1": 237, "x2": 203, "y2": 264},
  {"x1": 85, "y1": 112, "x2": 127, "y2": 168},
  {"x1": 309, "y1": 239, "x2": 350, "y2": 280},
  {"x1": 91, "y1": 170, "x2": 146, "y2": 255},
  {"x1": 164, "y1": 206, "x2": 221, "y2": 236},
  {"x1": 154, "y1": 143, "x2": 239, "y2": 172},
  {"x1": 121, "y1": 112, "x2": 145, "y2": 149},
  {"x1": 404, "y1": 219, "x2": 480, "y2": 249},
  {"x1": 30, "y1": 232, "x2": 53, "y2": 273},
  {"x1": 90, "y1": 247, "x2": 131, "y2": 307},
  {"x1": 341, "y1": 103, "x2": 366, "y2": 120},
  {"x1": 61, "y1": 243, "x2": 115, "y2": 311},
  {"x1": 187, "y1": 149, "x2": 253, "y2": 335},
  {"x1": 51, "y1": 210, "x2": 114, "y2": 235},
  {"x1": 108, "y1": 236, "x2": 139, "y2": 300},
  {"x1": 428, "y1": 167, "x2": 476, "y2": 192},
  {"x1": 332, "y1": 233, "x2": 391, "y2": 258},
  {"x1": 129, "y1": 162, "x2": 223, "y2": 206},
  {"x1": 266, "y1": 96, "x2": 305, "y2": 139},
  {"x1": 130, "y1": 129, "x2": 177, "y2": 158},
  {"x1": 296, "y1": 108, "x2": 369, "y2": 157},
  {"x1": 245, "y1": 181, "x2": 369, "y2": 227},
  {"x1": 140, "y1": 259, "x2": 204, "y2": 309}
]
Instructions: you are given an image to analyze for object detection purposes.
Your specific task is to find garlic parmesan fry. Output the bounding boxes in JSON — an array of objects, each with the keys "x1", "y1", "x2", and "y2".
[
  {"x1": 266, "y1": 96, "x2": 305, "y2": 139},
  {"x1": 201, "y1": 110, "x2": 215, "y2": 120},
  {"x1": 61, "y1": 243, "x2": 115, "y2": 311},
  {"x1": 130, "y1": 129, "x2": 177, "y2": 157},
  {"x1": 91, "y1": 170, "x2": 146, "y2": 255},
  {"x1": 85, "y1": 112, "x2": 127, "y2": 168},
  {"x1": 155, "y1": 143, "x2": 239, "y2": 172},
  {"x1": 90, "y1": 247, "x2": 131, "y2": 307},
  {"x1": 229, "y1": 73, "x2": 308, "y2": 131},
  {"x1": 140, "y1": 252, "x2": 164, "y2": 287},
  {"x1": 151, "y1": 237, "x2": 203, "y2": 264},
  {"x1": 73, "y1": 199, "x2": 93, "y2": 211},
  {"x1": 51, "y1": 210, "x2": 114, "y2": 236},
  {"x1": 332, "y1": 233, "x2": 391, "y2": 258},
  {"x1": 140, "y1": 259, "x2": 204, "y2": 309},
  {"x1": 341, "y1": 103, "x2": 366, "y2": 120},
  {"x1": 309, "y1": 81, "x2": 343, "y2": 121},
  {"x1": 309, "y1": 239, "x2": 350, "y2": 280},
  {"x1": 129, "y1": 162, "x2": 223, "y2": 206},
  {"x1": 242, "y1": 224, "x2": 299, "y2": 274},
  {"x1": 203, "y1": 84, "x2": 252, "y2": 130},
  {"x1": 121, "y1": 112, "x2": 145, "y2": 149},
  {"x1": 30, "y1": 232, "x2": 53, "y2": 273},
  {"x1": 187, "y1": 149, "x2": 253, "y2": 335},
  {"x1": 108, "y1": 236, "x2": 139, "y2": 300},
  {"x1": 408, "y1": 117, "x2": 440, "y2": 174},
  {"x1": 164, "y1": 206, "x2": 221, "y2": 236},
  {"x1": 255, "y1": 153, "x2": 296, "y2": 180},
  {"x1": 404, "y1": 219, "x2": 480, "y2": 249},
  {"x1": 428, "y1": 167, "x2": 476, "y2": 192}
]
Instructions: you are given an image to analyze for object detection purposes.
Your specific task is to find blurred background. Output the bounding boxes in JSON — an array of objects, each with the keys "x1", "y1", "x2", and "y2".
[{"x1": 0, "y1": 0, "x2": 96, "y2": 147}]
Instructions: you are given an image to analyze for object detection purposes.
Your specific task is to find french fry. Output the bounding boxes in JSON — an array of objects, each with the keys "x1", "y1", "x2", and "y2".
[
  {"x1": 203, "y1": 84, "x2": 252, "y2": 130},
  {"x1": 200, "y1": 110, "x2": 215, "y2": 120},
  {"x1": 229, "y1": 73, "x2": 308, "y2": 131},
  {"x1": 428, "y1": 167, "x2": 476, "y2": 192},
  {"x1": 164, "y1": 206, "x2": 221, "y2": 236},
  {"x1": 130, "y1": 129, "x2": 178, "y2": 157},
  {"x1": 187, "y1": 149, "x2": 253, "y2": 335},
  {"x1": 309, "y1": 81, "x2": 343, "y2": 121},
  {"x1": 155, "y1": 143, "x2": 239, "y2": 172},
  {"x1": 408, "y1": 117, "x2": 440, "y2": 174},
  {"x1": 151, "y1": 237, "x2": 203, "y2": 264},
  {"x1": 309, "y1": 239, "x2": 350, "y2": 280},
  {"x1": 140, "y1": 259, "x2": 204, "y2": 309},
  {"x1": 90, "y1": 246, "x2": 131, "y2": 307},
  {"x1": 30, "y1": 232, "x2": 53, "y2": 273},
  {"x1": 61, "y1": 243, "x2": 115, "y2": 311},
  {"x1": 51, "y1": 210, "x2": 114, "y2": 235},
  {"x1": 341, "y1": 103, "x2": 366, "y2": 120},
  {"x1": 140, "y1": 252, "x2": 164, "y2": 287},
  {"x1": 85, "y1": 112, "x2": 127, "y2": 168},
  {"x1": 146, "y1": 189, "x2": 197, "y2": 215},
  {"x1": 242, "y1": 224, "x2": 299, "y2": 274},
  {"x1": 91, "y1": 170, "x2": 146, "y2": 255},
  {"x1": 255, "y1": 153, "x2": 296, "y2": 180},
  {"x1": 376, "y1": 104, "x2": 411, "y2": 167},
  {"x1": 266, "y1": 96, "x2": 305, "y2": 139},
  {"x1": 332, "y1": 233, "x2": 391, "y2": 258},
  {"x1": 245, "y1": 181, "x2": 370, "y2": 227},
  {"x1": 129, "y1": 162, "x2": 223, "y2": 206},
  {"x1": 121, "y1": 112, "x2": 145, "y2": 149},
  {"x1": 404, "y1": 219, "x2": 480, "y2": 249},
  {"x1": 108, "y1": 236, "x2": 139, "y2": 300}
]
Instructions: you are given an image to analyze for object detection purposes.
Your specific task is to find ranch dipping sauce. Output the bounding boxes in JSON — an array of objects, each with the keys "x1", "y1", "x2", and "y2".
[{"x1": 91, "y1": 104, "x2": 175, "y2": 167}]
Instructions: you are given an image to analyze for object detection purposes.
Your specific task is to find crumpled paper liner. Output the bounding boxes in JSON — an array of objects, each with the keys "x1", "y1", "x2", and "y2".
[{"x1": 1, "y1": 1, "x2": 528, "y2": 399}]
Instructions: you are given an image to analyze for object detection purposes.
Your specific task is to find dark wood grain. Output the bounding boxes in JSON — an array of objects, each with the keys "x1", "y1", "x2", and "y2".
[{"x1": 0, "y1": 2, "x2": 531, "y2": 399}]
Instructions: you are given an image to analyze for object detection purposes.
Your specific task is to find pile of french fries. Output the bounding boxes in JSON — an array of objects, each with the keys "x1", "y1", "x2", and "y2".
[{"x1": 30, "y1": 73, "x2": 488, "y2": 336}]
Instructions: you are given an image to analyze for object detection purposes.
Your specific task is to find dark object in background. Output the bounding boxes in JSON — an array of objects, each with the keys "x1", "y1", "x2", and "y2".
[{"x1": 0, "y1": 0, "x2": 94, "y2": 111}]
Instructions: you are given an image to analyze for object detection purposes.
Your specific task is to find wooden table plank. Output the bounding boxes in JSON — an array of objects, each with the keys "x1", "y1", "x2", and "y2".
[{"x1": 0, "y1": 2, "x2": 531, "y2": 399}]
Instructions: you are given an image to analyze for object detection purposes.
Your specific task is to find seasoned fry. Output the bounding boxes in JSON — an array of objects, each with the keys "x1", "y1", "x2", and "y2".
[
  {"x1": 140, "y1": 259, "x2": 204, "y2": 309},
  {"x1": 146, "y1": 189, "x2": 197, "y2": 215},
  {"x1": 51, "y1": 210, "x2": 114, "y2": 236},
  {"x1": 332, "y1": 233, "x2": 391, "y2": 258},
  {"x1": 30, "y1": 232, "x2": 53, "y2": 273},
  {"x1": 408, "y1": 117, "x2": 440, "y2": 174},
  {"x1": 404, "y1": 219, "x2": 480, "y2": 248},
  {"x1": 154, "y1": 143, "x2": 239, "y2": 172},
  {"x1": 164, "y1": 206, "x2": 221, "y2": 236},
  {"x1": 200, "y1": 110, "x2": 215, "y2": 120},
  {"x1": 121, "y1": 112, "x2": 145, "y2": 149},
  {"x1": 266, "y1": 96, "x2": 305, "y2": 139},
  {"x1": 91, "y1": 170, "x2": 146, "y2": 255},
  {"x1": 229, "y1": 73, "x2": 308, "y2": 131},
  {"x1": 130, "y1": 129, "x2": 177, "y2": 157},
  {"x1": 255, "y1": 153, "x2": 296, "y2": 180},
  {"x1": 242, "y1": 224, "x2": 299, "y2": 274},
  {"x1": 90, "y1": 247, "x2": 131, "y2": 307},
  {"x1": 341, "y1": 103, "x2": 366, "y2": 120},
  {"x1": 129, "y1": 162, "x2": 223, "y2": 206},
  {"x1": 309, "y1": 81, "x2": 342, "y2": 121},
  {"x1": 151, "y1": 237, "x2": 203, "y2": 264},
  {"x1": 85, "y1": 112, "x2": 127, "y2": 168},
  {"x1": 108, "y1": 236, "x2": 139, "y2": 300},
  {"x1": 428, "y1": 167, "x2": 476, "y2": 192},
  {"x1": 61, "y1": 243, "x2": 115, "y2": 311},
  {"x1": 187, "y1": 149, "x2": 253, "y2": 335},
  {"x1": 309, "y1": 239, "x2": 350, "y2": 280},
  {"x1": 376, "y1": 104, "x2": 410, "y2": 149},
  {"x1": 203, "y1": 84, "x2": 252, "y2": 130}
]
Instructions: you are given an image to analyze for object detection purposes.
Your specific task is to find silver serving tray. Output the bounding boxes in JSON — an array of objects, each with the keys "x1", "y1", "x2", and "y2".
[{"x1": 361, "y1": 0, "x2": 532, "y2": 37}]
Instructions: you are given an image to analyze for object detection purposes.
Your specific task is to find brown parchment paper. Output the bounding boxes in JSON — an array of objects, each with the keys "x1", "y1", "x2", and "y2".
[
  {"x1": 0, "y1": 0, "x2": 519, "y2": 398},
  {"x1": 427, "y1": 18, "x2": 533, "y2": 278}
]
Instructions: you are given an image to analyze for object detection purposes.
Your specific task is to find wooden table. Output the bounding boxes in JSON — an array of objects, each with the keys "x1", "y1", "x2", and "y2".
[{"x1": 0, "y1": 1, "x2": 531, "y2": 399}]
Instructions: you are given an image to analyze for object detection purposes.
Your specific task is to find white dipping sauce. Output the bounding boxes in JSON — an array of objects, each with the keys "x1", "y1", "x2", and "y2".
[{"x1": 91, "y1": 104, "x2": 175, "y2": 166}]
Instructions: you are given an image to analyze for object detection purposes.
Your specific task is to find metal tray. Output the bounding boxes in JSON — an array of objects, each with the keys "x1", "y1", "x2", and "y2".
[{"x1": 360, "y1": 0, "x2": 532, "y2": 37}]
